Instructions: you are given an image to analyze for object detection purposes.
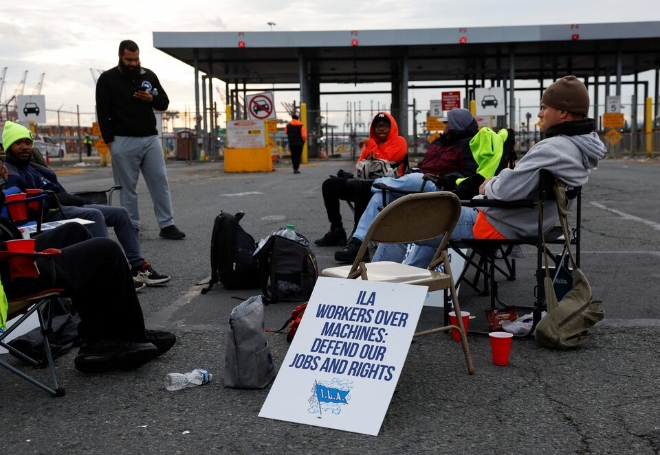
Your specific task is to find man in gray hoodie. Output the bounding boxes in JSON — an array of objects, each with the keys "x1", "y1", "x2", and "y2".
[{"x1": 390, "y1": 75, "x2": 607, "y2": 267}]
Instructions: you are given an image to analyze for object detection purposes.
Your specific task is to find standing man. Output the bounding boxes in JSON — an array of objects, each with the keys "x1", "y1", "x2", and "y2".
[
  {"x1": 84, "y1": 133, "x2": 93, "y2": 157},
  {"x1": 96, "y1": 39, "x2": 185, "y2": 240},
  {"x1": 285, "y1": 113, "x2": 307, "y2": 174}
]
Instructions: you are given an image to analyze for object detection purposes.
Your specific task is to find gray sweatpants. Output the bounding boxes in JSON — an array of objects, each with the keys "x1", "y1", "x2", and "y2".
[{"x1": 110, "y1": 135, "x2": 175, "y2": 230}]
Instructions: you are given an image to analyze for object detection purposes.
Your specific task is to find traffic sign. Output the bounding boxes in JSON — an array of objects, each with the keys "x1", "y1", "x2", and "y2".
[
  {"x1": 92, "y1": 122, "x2": 102, "y2": 136},
  {"x1": 17, "y1": 94, "x2": 46, "y2": 124},
  {"x1": 603, "y1": 113, "x2": 624, "y2": 129},
  {"x1": 429, "y1": 100, "x2": 442, "y2": 117},
  {"x1": 246, "y1": 92, "x2": 276, "y2": 120},
  {"x1": 606, "y1": 95, "x2": 621, "y2": 113},
  {"x1": 475, "y1": 87, "x2": 505, "y2": 116},
  {"x1": 95, "y1": 138, "x2": 109, "y2": 154},
  {"x1": 442, "y1": 91, "x2": 461, "y2": 111},
  {"x1": 426, "y1": 116, "x2": 445, "y2": 131},
  {"x1": 604, "y1": 129, "x2": 622, "y2": 146}
]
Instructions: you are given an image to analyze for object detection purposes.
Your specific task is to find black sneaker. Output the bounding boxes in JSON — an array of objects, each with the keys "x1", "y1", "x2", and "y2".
[
  {"x1": 74, "y1": 340, "x2": 158, "y2": 373},
  {"x1": 134, "y1": 280, "x2": 147, "y2": 292},
  {"x1": 314, "y1": 227, "x2": 348, "y2": 247},
  {"x1": 132, "y1": 261, "x2": 171, "y2": 286},
  {"x1": 159, "y1": 225, "x2": 186, "y2": 240},
  {"x1": 144, "y1": 329, "x2": 176, "y2": 357},
  {"x1": 334, "y1": 238, "x2": 370, "y2": 263}
]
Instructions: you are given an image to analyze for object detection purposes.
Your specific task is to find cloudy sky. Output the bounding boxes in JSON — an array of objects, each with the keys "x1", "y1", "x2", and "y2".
[{"x1": 1, "y1": 0, "x2": 659, "y2": 131}]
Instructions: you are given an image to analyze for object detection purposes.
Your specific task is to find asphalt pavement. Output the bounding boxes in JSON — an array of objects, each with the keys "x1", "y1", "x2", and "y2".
[{"x1": 2, "y1": 154, "x2": 660, "y2": 454}]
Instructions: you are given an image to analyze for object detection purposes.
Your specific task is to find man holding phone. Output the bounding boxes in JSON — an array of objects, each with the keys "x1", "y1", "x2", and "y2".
[{"x1": 96, "y1": 39, "x2": 185, "y2": 240}]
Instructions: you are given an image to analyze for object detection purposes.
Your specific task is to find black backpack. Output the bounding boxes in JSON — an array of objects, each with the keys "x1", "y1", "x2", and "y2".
[
  {"x1": 253, "y1": 229, "x2": 318, "y2": 304},
  {"x1": 201, "y1": 211, "x2": 261, "y2": 294}
]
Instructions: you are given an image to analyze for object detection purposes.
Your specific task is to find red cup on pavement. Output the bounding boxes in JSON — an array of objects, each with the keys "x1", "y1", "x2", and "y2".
[
  {"x1": 6, "y1": 239, "x2": 37, "y2": 253},
  {"x1": 5, "y1": 193, "x2": 28, "y2": 223},
  {"x1": 448, "y1": 310, "x2": 470, "y2": 341},
  {"x1": 26, "y1": 189, "x2": 44, "y2": 211},
  {"x1": 489, "y1": 332, "x2": 514, "y2": 366}
]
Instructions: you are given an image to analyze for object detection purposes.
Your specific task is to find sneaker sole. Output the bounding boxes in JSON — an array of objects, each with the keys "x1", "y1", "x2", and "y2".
[
  {"x1": 74, "y1": 344, "x2": 158, "y2": 374},
  {"x1": 134, "y1": 276, "x2": 171, "y2": 286},
  {"x1": 159, "y1": 233, "x2": 185, "y2": 240}
]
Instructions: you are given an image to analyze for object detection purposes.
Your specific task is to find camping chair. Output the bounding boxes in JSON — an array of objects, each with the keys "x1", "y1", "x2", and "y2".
[
  {"x1": 0, "y1": 248, "x2": 66, "y2": 397},
  {"x1": 449, "y1": 169, "x2": 582, "y2": 328},
  {"x1": 321, "y1": 191, "x2": 475, "y2": 375}
]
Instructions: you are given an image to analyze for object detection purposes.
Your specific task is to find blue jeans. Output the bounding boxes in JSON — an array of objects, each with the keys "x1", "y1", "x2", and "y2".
[
  {"x1": 372, "y1": 206, "x2": 478, "y2": 267},
  {"x1": 352, "y1": 173, "x2": 436, "y2": 241}
]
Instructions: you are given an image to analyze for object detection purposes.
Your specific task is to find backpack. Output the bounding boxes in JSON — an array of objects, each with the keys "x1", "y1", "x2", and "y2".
[
  {"x1": 355, "y1": 157, "x2": 399, "y2": 180},
  {"x1": 201, "y1": 211, "x2": 260, "y2": 294},
  {"x1": 224, "y1": 295, "x2": 276, "y2": 389},
  {"x1": 253, "y1": 228, "x2": 318, "y2": 304}
]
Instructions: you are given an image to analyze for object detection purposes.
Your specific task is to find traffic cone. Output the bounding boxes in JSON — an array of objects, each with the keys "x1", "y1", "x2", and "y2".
[{"x1": 46, "y1": 152, "x2": 51, "y2": 166}]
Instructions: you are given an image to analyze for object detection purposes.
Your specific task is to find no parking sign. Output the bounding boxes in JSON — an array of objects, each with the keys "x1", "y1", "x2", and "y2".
[{"x1": 247, "y1": 92, "x2": 276, "y2": 120}]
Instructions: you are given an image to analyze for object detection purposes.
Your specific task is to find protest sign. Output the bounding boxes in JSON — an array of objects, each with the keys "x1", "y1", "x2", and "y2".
[{"x1": 260, "y1": 277, "x2": 427, "y2": 436}]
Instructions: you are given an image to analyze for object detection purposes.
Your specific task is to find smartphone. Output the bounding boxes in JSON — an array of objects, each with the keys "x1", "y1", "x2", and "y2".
[{"x1": 135, "y1": 86, "x2": 148, "y2": 92}]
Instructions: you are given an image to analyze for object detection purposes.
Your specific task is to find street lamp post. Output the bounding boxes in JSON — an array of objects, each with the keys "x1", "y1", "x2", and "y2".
[{"x1": 267, "y1": 22, "x2": 276, "y2": 31}]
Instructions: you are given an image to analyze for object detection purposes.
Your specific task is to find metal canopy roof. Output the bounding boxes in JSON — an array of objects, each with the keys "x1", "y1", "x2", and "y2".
[{"x1": 153, "y1": 21, "x2": 660, "y2": 85}]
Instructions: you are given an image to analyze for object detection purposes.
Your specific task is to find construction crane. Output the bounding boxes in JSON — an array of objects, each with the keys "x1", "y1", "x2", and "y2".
[
  {"x1": 32, "y1": 72, "x2": 45, "y2": 95},
  {"x1": 12, "y1": 70, "x2": 28, "y2": 99},
  {"x1": 0, "y1": 67, "x2": 7, "y2": 104},
  {"x1": 89, "y1": 68, "x2": 103, "y2": 84}
]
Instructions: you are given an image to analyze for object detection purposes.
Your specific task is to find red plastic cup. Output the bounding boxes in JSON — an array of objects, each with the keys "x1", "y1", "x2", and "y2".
[
  {"x1": 448, "y1": 310, "x2": 470, "y2": 341},
  {"x1": 26, "y1": 189, "x2": 44, "y2": 211},
  {"x1": 489, "y1": 332, "x2": 514, "y2": 366},
  {"x1": 5, "y1": 193, "x2": 28, "y2": 223},
  {"x1": 6, "y1": 239, "x2": 36, "y2": 253}
]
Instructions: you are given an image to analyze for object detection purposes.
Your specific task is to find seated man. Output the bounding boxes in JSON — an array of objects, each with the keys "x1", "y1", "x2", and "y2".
[
  {"x1": 315, "y1": 112, "x2": 408, "y2": 247},
  {"x1": 378, "y1": 75, "x2": 607, "y2": 267},
  {"x1": 334, "y1": 108, "x2": 479, "y2": 263},
  {"x1": 2, "y1": 121, "x2": 169, "y2": 286},
  {"x1": 0, "y1": 192, "x2": 176, "y2": 373}
]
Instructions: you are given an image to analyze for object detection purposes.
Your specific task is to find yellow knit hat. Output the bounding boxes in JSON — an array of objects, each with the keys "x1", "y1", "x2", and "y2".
[{"x1": 2, "y1": 120, "x2": 34, "y2": 151}]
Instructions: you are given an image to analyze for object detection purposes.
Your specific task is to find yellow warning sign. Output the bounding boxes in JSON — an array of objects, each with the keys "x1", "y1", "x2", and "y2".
[
  {"x1": 603, "y1": 113, "x2": 624, "y2": 129},
  {"x1": 95, "y1": 138, "x2": 109, "y2": 155},
  {"x1": 265, "y1": 119, "x2": 278, "y2": 134},
  {"x1": 604, "y1": 129, "x2": 622, "y2": 146},
  {"x1": 91, "y1": 122, "x2": 102, "y2": 136},
  {"x1": 426, "y1": 116, "x2": 445, "y2": 132}
]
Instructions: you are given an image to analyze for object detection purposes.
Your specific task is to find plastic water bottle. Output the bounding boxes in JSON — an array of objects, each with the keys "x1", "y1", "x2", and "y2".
[
  {"x1": 280, "y1": 224, "x2": 298, "y2": 240},
  {"x1": 165, "y1": 369, "x2": 212, "y2": 391}
]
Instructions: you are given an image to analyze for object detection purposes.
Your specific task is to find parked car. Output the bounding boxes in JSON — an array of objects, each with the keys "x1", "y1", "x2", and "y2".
[{"x1": 33, "y1": 134, "x2": 66, "y2": 157}]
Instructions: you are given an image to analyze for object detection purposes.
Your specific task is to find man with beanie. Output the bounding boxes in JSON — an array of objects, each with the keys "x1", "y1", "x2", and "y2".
[
  {"x1": 285, "y1": 113, "x2": 307, "y2": 174},
  {"x1": 334, "y1": 108, "x2": 478, "y2": 263},
  {"x1": 315, "y1": 112, "x2": 408, "y2": 248},
  {"x1": 96, "y1": 40, "x2": 185, "y2": 240},
  {"x1": 397, "y1": 75, "x2": 606, "y2": 267},
  {"x1": 2, "y1": 121, "x2": 171, "y2": 288}
]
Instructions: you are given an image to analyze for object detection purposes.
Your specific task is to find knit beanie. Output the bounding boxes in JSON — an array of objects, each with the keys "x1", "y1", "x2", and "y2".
[
  {"x1": 446, "y1": 108, "x2": 475, "y2": 132},
  {"x1": 2, "y1": 120, "x2": 34, "y2": 151},
  {"x1": 541, "y1": 75, "x2": 590, "y2": 116}
]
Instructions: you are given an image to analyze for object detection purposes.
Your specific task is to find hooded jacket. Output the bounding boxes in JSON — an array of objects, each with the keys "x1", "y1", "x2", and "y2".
[
  {"x1": 358, "y1": 112, "x2": 408, "y2": 167},
  {"x1": 285, "y1": 119, "x2": 307, "y2": 147},
  {"x1": 481, "y1": 119, "x2": 606, "y2": 239},
  {"x1": 419, "y1": 116, "x2": 478, "y2": 177},
  {"x1": 95, "y1": 63, "x2": 169, "y2": 144}
]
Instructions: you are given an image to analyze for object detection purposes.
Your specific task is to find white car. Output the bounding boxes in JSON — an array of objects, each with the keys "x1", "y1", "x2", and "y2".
[{"x1": 34, "y1": 135, "x2": 66, "y2": 157}]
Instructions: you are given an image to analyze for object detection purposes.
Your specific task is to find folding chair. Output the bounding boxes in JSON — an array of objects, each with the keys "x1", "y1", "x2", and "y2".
[
  {"x1": 322, "y1": 191, "x2": 475, "y2": 374},
  {"x1": 0, "y1": 248, "x2": 66, "y2": 397},
  {"x1": 449, "y1": 169, "x2": 582, "y2": 328}
]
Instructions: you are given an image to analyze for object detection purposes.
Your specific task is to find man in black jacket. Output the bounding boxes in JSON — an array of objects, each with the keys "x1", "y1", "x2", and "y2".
[{"x1": 96, "y1": 39, "x2": 185, "y2": 240}]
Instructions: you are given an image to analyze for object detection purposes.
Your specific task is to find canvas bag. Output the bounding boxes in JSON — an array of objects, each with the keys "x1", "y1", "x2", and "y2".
[
  {"x1": 224, "y1": 295, "x2": 276, "y2": 389},
  {"x1": 535, "y1": 180, "x2": 604, "y2": 349},
  {"x1": 355, "y1": 157, "x2": 398, "y2": 180}
]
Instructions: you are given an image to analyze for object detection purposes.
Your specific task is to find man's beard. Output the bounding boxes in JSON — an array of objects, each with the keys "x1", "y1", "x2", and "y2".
[{"x1": 119, "y1": 60, "x2": 140, "y2": 74}]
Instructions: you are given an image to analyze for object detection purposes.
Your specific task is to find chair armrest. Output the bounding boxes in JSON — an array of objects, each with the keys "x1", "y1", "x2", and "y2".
[{"x1": 461, "y1": 198, "x2": 536, "y2": 209}]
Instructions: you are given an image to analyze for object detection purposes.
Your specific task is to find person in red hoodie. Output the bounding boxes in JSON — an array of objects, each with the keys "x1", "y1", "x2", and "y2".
[
  {"x1": 285, "y1": 114, "x2": 308, "y2": 174},
  {"x1": 314, "y1": 112, "x2": 408, "y2": 247}
]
